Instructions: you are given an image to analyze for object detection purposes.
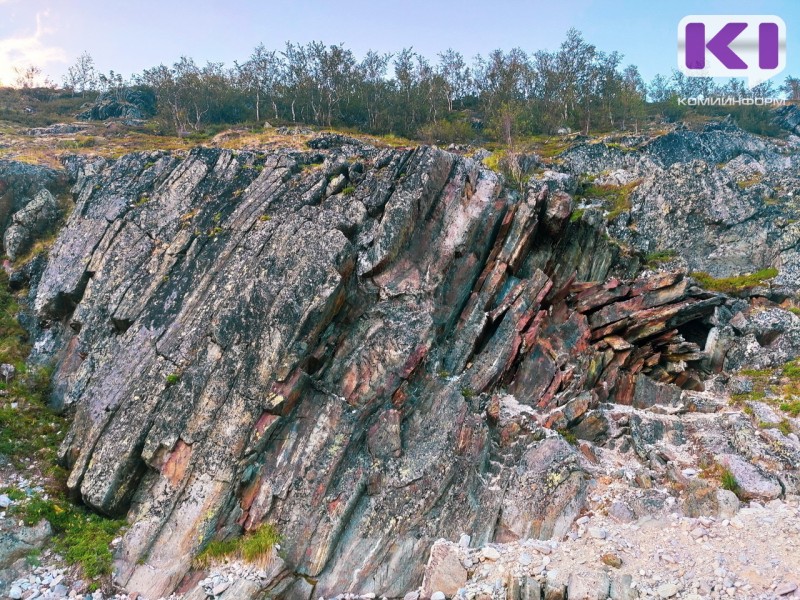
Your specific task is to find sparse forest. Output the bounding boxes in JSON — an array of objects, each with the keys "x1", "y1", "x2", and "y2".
[{"x1": 4, "y1": 29, "x2": 799, "y2": 142}]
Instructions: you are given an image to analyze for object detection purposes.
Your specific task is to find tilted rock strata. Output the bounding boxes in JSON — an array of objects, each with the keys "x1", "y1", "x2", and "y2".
[{"x1": 17, "y1": 134, "x2": 797, "y2": 599}]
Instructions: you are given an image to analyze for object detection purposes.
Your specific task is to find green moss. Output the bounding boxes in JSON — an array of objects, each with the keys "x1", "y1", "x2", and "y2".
[
  {"x1": 14, "y1": 496, "x2": 124, "y2": 578},
  {"x1": 731, "y1": 390, "x2": 766, "y2": 403},
  {"x1": 783, "y1": 362, "x2": 800, "y2": 378},
  {"x1": 575, "y1": 180, "x2": 640, "y2": 222},
  {"x1": 740, "y1": 367, "x2": 772, "y2": 378},
  {"x1": 134, "y1": 193, "x2": 150, "y2": 207},
  {"x1": 1, "y1": 486, "x2": 27, "y2": 501},
  {"x1": 341, "y1": 186, "x2": 356, "y2": 196},
  {"x1": 165, "y1": 373, "x2": 180, "y2": 386},
  {"x1": 778, "y1": 419, "x2": 792, "y2": 436},
  {"x1": 736, "y1": 173, "x2": 763, "y2": 189},
  {"x1": 644, "y1": 249, "x2": 678, "y2": 266},
  {"x1": 780, "y1": 401, "x2": 800, "y2": 417},
  {"x1": 569, "y1": 209, "x2": 585, "y2": 223},
  {"x1": 690, "y1": 268, "x2": 778, "y2": 294},
  {"x1": 26, "y1": 548, "x2": 42, "y2": 566},
  {"x1": 460, "y1": 387, "x2": 476, "y2": 399},
  {"x1": 605, "y1": 142, "x2": 638, "y2": 153},
  {"x1": 0, "y1": 274, "x2": 65, "y2": 469},
  {"x1": 556, "y1": 428, "x2": 578, "y2": 446},
  {"x1": 789, "y1": 307, "x2": 800, "y2": 316},
  {"x1": 259, "y1": 215, "x2": 272, "y2": 222},
  {"x1": 437, "y1": 369, "x2": 450, "y2": 379}
]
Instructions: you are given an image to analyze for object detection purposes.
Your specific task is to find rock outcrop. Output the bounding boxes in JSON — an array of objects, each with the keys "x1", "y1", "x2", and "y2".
[
  {"x1": 560, "y1": 118, "x2": 800, "y2": 296},
  {"x1": 8, "y1": 125, "x2": 800, "y2": 599},
  {"x1": 76, "y1": 89, "x2": 156, "y2": 122},
  {"x1": 3, "y1": 189, "x2": 61, "y2": 260}
]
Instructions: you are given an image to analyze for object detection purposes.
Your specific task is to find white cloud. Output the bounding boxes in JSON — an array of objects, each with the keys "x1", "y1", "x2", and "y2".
[{"x1": 0, "y1": 11, "x2": 66, "y2": 86}]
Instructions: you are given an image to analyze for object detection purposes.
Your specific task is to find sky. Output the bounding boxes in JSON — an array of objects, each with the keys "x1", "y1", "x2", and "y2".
[{"x1": 1, "y1": 0, "x2": 799, "y2": 87}]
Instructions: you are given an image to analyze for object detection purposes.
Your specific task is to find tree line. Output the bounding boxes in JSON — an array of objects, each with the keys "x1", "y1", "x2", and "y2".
[{"x1": 52, "y1": 29, "x2": 800, "y2": 142}]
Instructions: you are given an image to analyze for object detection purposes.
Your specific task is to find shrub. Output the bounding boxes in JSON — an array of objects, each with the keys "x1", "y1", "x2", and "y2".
[{"x1": 417, "y1": 118, "x2": 474, "y2": 145}]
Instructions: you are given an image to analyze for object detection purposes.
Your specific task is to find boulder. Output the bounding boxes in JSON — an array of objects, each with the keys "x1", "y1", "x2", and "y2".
[
  {"x1": 3, "y1": 189, "x2": 60, "y2": 260},
  {"x1": 421, "y1": 540, "x2": 467, "y2": 598},
  {"x1": 717, "y1": 454, "x2": 782, "y2": 501}
]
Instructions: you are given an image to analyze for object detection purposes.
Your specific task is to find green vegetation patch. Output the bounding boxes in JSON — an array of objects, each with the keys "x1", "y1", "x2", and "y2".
[
  {"x1": 644, "y1": 249, "x2": 678, "y2": 266},
  {"x1": 736, "y1": 173, "x2": 763, "y2": 189},
  {"x1": 575, "y1": 180, "x2": 640, "y2": 222},
  {"x1": 690, "y1": 268, "x2": 778, "y2": 294},
  {"x1": 780, "y1": 401, "x2": 800, "y2": 417},
  {"x1": 0, "y1": 273, "x2": 65, "y2": 468},
  {"x1": 195, "y1": 523, "x2": 281, "y2": 568},
  {"x1": 0, "y1": 270, "x2": 122, "y2": 586},
  {"x1": 13, "y1": 495, "x2": 125, "y2": 579},
  {"x1": 720, "y1": 468, "x2": 740, "y2": 496}
]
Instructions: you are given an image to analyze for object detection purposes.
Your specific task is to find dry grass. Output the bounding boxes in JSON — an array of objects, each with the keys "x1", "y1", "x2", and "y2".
[{"x1": 0, "y1": 121, "x2": 420, "y2": 171}]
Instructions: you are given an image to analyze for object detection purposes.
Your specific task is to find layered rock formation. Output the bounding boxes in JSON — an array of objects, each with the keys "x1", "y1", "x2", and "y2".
[{"x1": 8, "y1": 120, "x2": 800, "y2": 599}]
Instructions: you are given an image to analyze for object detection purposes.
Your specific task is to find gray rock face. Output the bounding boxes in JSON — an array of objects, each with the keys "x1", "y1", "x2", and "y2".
[
  {"x1": 559, "y1": 119, "x2": 800, "y2": 294},
  {"x1": 421, "y1": 540, "x2": 468, "y2": 598},
  {"x1": 76, "y1": 89, "x2": 156, "y2": 122},
  {"x1": 11, "y1": 131, "x2": 795, "y2": 599},
  {"x1": 3, "y1": 189, "x2": 61, "y2": 260},
  {"x1": 495, "y1": 438, "x2": 588, "y2": 543},
  {"x1": 0, "y1": 519, "x2": 52, "y2": 569},
  {"x1": 0, "y1": 160, "x2": 64, "y2": 243}
]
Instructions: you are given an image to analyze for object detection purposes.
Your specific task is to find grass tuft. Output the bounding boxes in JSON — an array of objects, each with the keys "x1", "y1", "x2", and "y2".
[
  {"x1": 720, "y1": 468, "x2": 740, "y2": 495},
  {"x1": 195, "y1": 523, "x2": 281, "y2": 569}
]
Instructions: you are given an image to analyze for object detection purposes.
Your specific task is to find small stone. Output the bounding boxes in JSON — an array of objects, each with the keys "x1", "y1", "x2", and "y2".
[
  {"x1": 0, "y1": 494, "x2": 11, "y2": 508},
  {"x1": 601, "y1": 553, "x2": 622, "y2": 568},
  {"x1": 656, "y1": 582, "x2": 679, "y2": 598},
  {"x1": 9, "y1": 586, "x2": 23, "y2": 600},
  {"x1": 211, "y1": 582, "x2": 230, "y2": 596},
  {"x1": 458, "y1": 534, "x2": 471, "y2": 548},
  {"x1": 403, "y1": 593, "x2": 419, "y2": 600},
  {"x1": 431, "y1": 593, "x2": 446, "y2": 600},
  {"x1": 518, "y1": 553, "x2": 533, "y2": 566},
  {"x1": 0, "y1": 363, "x2": 16, "y2": 382},
  {"x1": 776, "y1": 582, "x2": 798, "y2": 596},
  {"x1": 481, "y1": 547, "x2": 501, "y2": 561},
  {"x1": 690, "y1": 527, "x2": 705, "y2": 538},
  {"x1": 588, "y1": 526, "x2": 607, "y2": 539}
]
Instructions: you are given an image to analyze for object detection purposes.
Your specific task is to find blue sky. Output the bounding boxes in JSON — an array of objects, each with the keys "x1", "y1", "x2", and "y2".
[{"x1": 1, "y1": 0, "x2": 799, "y2": 86}]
